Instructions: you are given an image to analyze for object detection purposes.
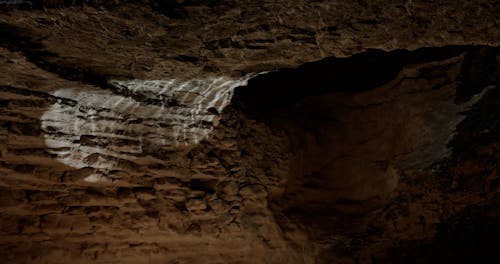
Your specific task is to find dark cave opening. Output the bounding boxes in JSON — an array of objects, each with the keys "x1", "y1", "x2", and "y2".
[
  {"x1": 234, "y1": 45, "x2": 494, "y2": 115},
  {"x1": 232, "y1": 45, "x2": 500, "y2": 262}
]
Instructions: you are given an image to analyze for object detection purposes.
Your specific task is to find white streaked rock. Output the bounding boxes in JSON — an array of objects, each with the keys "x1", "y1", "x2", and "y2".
[{"x1": 41, "y1": 74, "x2": 260, "y2": 172}]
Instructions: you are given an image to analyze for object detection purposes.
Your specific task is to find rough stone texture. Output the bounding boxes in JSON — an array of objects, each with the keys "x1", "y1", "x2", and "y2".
[
  {"x1": 0, "y1": 1, "x2": 499, "y2": 263},
  {"x1": 40, "y1": 75, "x2": 254, "y2": 173},
  {"x1": 239, "y1": 46, "x2": 499, "y2": 263},
  {"x1": 0, "y1": 46, "x2": 295, "y2": 263},
  {"x1": 0, "y1": 1, "x2": 498, "y2": 79}
]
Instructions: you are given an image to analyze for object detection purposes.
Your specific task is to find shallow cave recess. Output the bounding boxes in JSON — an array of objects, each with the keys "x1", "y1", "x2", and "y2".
[{"x1": 230, "y1": 45, "x2": 499, "y2": 261}]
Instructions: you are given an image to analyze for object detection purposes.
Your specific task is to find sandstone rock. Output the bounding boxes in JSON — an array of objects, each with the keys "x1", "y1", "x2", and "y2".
[
  {"x1": 219, "y1": 181, "x2": 239, "y2": 196},
  {"x1": 0, "y1": 1, "x2": 498, "y2": 263},
  {"x1": 239, "y1": 184, "x2": 267, "y2": 199},
  {"x1": 185, "y1": 198, "x2": 206, "y2": 211}
]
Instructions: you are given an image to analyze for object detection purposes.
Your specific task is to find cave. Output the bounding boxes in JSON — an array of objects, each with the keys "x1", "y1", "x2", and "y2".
[
  {"x1": 235, "y1": 45, "x2": 498, "y2": 213},
  {"x1": 0, "y1": 1, "x2": 499, "y2": 263},
  {"x1": 233, "y1": 45, "x2": 500, "y2": 262}
]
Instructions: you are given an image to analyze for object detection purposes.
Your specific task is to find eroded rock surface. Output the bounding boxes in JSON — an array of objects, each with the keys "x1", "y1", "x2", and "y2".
[
  {"x1": 0, "y1": 46, "x2": 295, "y2": 263},
  {"x1": 0, "y1": 1, "x2": 499, "y2": 263}
]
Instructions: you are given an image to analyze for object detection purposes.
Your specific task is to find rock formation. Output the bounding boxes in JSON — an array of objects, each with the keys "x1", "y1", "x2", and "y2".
[{"x1": 0, "y1": 1, "x2": 499, "y2": 263}]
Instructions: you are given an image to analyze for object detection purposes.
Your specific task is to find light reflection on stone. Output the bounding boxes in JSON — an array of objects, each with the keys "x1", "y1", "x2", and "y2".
[{"x1": 41, "y1": 74, "x2": 259, "y2": 182}]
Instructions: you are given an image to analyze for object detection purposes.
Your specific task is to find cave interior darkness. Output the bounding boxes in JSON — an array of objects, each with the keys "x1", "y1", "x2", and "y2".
[{"x1": 233, "y1": 45, "x2": 500, "y2": 262}]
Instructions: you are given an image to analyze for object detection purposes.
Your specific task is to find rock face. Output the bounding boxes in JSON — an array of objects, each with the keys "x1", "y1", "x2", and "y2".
[
  {"x1": 0, "y1": 1, "x2": 499, "y2": 263},
  {"x1": 0, "y1": 46, "x2": 291, "y2": 263},
  {"x1": 230, "y1": 45, "x2": 499, "y2": 261},
  {"x1": 238, "y1": 46, "x2": 497, "y2": 214},
  {"x1": 41, "y1": 75, "x2": 254, "y2": 176}
]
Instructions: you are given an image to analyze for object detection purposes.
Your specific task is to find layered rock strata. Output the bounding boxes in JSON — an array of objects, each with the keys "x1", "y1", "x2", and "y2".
[{"x1": 0, "y1": 1, "x2": 499, "y2": 263}]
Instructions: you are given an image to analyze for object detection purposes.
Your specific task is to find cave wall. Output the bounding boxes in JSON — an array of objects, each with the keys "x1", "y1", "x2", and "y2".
[
  {"x1": 0, "y1": 46, "x2": 297, "y2": 263},
  {"x1": 0, "y1": 1, "x2": 499, "y2": 263},
  {"x1": 235, "y1": 45, "x2": 499, "y2": 263}
]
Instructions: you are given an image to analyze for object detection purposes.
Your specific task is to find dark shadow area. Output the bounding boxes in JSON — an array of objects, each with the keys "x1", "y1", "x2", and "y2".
[
  {"x1": 0, "y1": 22, "x2": 184, "y2": 107},
  {"x1": 456, "y1": 47, "x2": 499, "y2": 103},
  {"x1": 0, "y1": 22, "x2": 112, "y2": 87},
  {"x1": 231, "y1": 45, "x2": 500, "y2": 262},
  {"x1": 380, "y1": 201, "x2": 500, "y2": 264},
  {"x1": 451, "y1": 87, "x2": 500, "y2": 159},
  {"x1": 0, "y1": 0, "x2": 127, "y2": 10},
  {"x1": 234, "y1": 45, "x2": 497, "y2": 115},
  {"x1": 151, "y1": 0, "x2": 230, "y2": 19}
]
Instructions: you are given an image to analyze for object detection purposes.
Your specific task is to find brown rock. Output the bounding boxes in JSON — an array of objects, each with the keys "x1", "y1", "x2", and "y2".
[
  {"x1": 186, "y1": 198, "x2": 207, "y2": 211},
  {"x1": 0, "y1": 2, "x2": 498, "y2": 263}
]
